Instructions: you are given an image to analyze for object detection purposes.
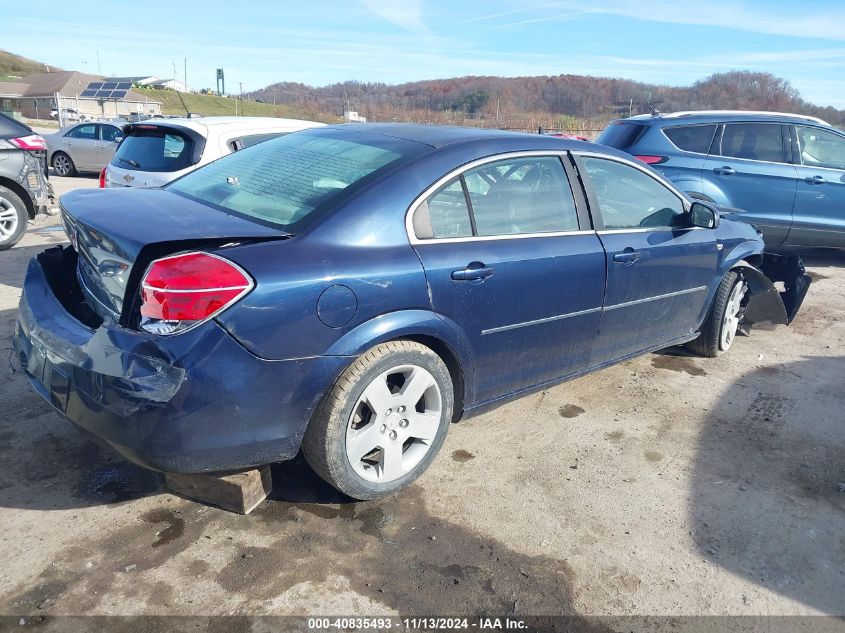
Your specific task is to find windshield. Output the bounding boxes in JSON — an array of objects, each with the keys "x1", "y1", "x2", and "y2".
[
  {"x1": 166, "y1": 128, "x2": 425, "y2": 231},
  {"x1": 112, "y1": 127, "x2": 195, "y2": 172}
]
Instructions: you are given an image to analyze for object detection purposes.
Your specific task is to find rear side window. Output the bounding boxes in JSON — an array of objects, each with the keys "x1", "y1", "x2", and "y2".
[
  {"x1": 168, "y1": 129, "x2": 421, "y2": 231},
  {"x1": 414, "y1": 156, "x2": 579, "y2": 239},
  {"x1": 663, "y1": 125, "x2": 717, "y2": 154},
  {"x1": 719, "y1": 123, "x2": 785, "y2": 163},
  {"x1": 420, "y1": 178, "x2": 473, "y2": 239},
  {"x1": 596, "y1": 122, "x2": 648, "y2": 150},
  {"x1": 464, "y1": 157, "x2": 579, "y2": 236},
  {"x1": 112, "y1": 128, "x2": 194, "y2": 172}
]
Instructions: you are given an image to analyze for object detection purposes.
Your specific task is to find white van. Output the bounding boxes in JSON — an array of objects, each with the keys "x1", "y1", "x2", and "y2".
[{"x1": 103, "y1": 116, "x2": 325, "y2": 189}]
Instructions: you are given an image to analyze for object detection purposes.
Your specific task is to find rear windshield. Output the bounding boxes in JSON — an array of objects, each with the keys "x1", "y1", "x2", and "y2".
[
  {"x1": 0, "y1": 113, "x2": 33, "y2": 139},
  {"x1": 112, "y1": 127, "x2": 195, "y2": 172},
  {"x1": 596, "y1": 121, "x2": 648, "y2": 150},
  {"x1": 167, "y1": 128, "x2": 425, "y2": 232}
]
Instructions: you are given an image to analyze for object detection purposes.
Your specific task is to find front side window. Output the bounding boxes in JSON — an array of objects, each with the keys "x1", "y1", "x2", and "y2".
[
  {"x1": 719, "y1": 123, "x2": 785, "y2": 163},
  {"x1": 663, "y1": 125, "x2": 717, "y2": 154},
  {"x1": 796, "y1": 126, "x2": 845, "y2": 171},
  {"x1": 66, "y1": 124, "x2": 97, "y2": 140},
  {"x1": 100, "y1": 125, "x2": 122, "y2": 142},
  {"x1": 582, "y1": 157, "x2": 686, "y2": 230}
]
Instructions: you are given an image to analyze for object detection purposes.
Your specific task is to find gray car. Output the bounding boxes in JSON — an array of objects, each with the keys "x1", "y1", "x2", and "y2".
[
  {"x1": 45, "y1": 121, "x2": 124, "y2": 177},
  {"x1": 0, "y1": 114, "x2": 52, "y2": 250}
]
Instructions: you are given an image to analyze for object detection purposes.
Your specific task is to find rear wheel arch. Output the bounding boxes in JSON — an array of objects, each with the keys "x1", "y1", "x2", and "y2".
[
  {"x1": 397, "y1": 334, "x2": 465, "y2": 422},
  {"x1": 0, "y1": 176, "x2": 35, "y2": 219}
]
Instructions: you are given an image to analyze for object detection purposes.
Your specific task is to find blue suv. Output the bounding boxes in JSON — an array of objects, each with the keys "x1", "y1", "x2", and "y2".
[{"x1": 597, "y1": 111, "x2": 845, "y2": 249}]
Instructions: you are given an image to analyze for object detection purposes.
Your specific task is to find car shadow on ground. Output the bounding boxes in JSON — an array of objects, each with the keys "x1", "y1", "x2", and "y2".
[{"x1": 690, "y1": 356, "x2": 845, "y2": 614}]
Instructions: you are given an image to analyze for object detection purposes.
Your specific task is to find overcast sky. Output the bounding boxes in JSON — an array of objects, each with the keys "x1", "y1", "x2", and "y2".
[{"x1": 4, "y1": 0, "x2": 845, "y2": 107}]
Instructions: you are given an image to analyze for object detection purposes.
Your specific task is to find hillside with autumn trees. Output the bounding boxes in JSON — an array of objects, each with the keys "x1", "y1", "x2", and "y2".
[{"x1": 249, "y1": 71, "x2": 844, "y2": 134}]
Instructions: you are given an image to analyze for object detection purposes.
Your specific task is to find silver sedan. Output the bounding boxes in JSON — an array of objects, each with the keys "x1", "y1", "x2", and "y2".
[{"x1": 44, "y1": 122, "x2": 124, "y2": 176}]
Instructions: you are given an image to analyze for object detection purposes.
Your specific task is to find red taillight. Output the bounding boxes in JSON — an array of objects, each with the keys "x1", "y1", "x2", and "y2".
[
  {"x1": 99, "y1": 167, "x2": 107, "y2": 188},
  {"x1": 634, "y1": 155, "x2": 668, "y2": 165},
  {"x1": 139, "y1": 252, "x2": 253, "y2": 335},
  {"x1": 9, "y1": 134, "x2": 47, "y2": 151}
]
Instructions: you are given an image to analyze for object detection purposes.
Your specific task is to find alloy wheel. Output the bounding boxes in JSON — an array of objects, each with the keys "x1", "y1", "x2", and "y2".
[
  {"x1": 720, "y1": 279, "x2": 747, "y2": 351},
  {"x1": 345, "y1": 364, "x2": 443, "y2": 483},
  {"x1": 53, "y1": 154, "x2": 72, "y2": 176},
  {"x1": 0, "y1": 196, "x2": 20, "y2": 240}
]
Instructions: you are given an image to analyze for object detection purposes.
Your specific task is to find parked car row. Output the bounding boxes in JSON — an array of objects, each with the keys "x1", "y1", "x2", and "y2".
[{"x1": 14, "y1": 123, "x2": 810, "y2": 501}]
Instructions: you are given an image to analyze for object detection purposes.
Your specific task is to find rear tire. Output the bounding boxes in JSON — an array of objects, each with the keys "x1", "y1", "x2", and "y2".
[
  {"x1": 687, "y1": 270, "x2": 747, "y2": 358},
  {"x1": 52, "y1": 152, "x2": 76, "y2": 177},
  {"x1": 0, "y1": 186, "x2": 28, "y2": 251},
  {"x1": 302, "y1": 340, "x2": 454, "y2": 500}
]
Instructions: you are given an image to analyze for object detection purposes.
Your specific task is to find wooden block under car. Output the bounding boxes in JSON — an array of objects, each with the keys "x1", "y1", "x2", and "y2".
[{"x1": 165, "y1": 466, "x2": 272, "y2": 514}]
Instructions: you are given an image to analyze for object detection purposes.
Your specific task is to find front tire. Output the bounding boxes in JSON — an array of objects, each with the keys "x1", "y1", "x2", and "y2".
[
  {"x1": 302, "y1": 340, "x2": 454, "y2": 500},
  {"x1": 52, "y1": 152, "x2": 76, "y2": 177},
  {"x1": 687, "y1": 270, "x2": 748, "y2": 357},
  {"x1": 0, "y1": 186, "x2": 28, "y2": 251}
]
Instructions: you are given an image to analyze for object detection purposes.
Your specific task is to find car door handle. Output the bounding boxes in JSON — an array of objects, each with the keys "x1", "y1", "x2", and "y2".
[
  {"x1": 451, "y1": 263, "x2": 494, "y2": 281},
  {"x1": 714, "y1": 166, "x2": 736, "y2": 176},
  {"x1": 805, "y1": 175, "x2": 826, "y2": 185},
  {"x1": 612, "y1": 250, "x2": 641, "y2": 265}
]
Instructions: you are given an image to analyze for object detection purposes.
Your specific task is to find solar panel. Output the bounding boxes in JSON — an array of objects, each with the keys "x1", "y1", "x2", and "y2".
[
  {"x1": 87, "y1": 82, "x2": 104, "y2": 90},
  {"x1": 116, "y1": 82, "x2": 131, "y2": 90},
  {"x1": 102, "y1": 82, "x2": 118, "y2": 90},
  {"x1": 80, "y1": 89, "x2": 97, "y2": 97},
  {"x1": 111, "y1": 90, "x2": 128, "y2": 99}
]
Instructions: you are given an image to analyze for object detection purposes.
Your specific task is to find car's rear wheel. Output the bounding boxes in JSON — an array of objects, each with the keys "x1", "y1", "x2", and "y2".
[
  {"x1": 687, "y1": 270, "x2": 748, "y2": 357},
  {"x1": 0, "y1": 186, "x2": 28, "y2": 251},
  {"x1": 52, "y1": 152, "x2": 76, "y2": 177},
  {"x1": 302, "y1": 340, "x2": 454, "y2": 500}
]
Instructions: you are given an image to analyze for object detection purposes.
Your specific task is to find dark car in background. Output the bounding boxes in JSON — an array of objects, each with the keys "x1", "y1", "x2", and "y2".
[
  {"x1": 14, "y1": 125, "x2": 809, "y2": 500},
  {"x1": 597, "y1": 110, "x2": 845, "y2": 249},
  {"x1": 0, "y1": 114, "x2": 53, "y2": 250}
]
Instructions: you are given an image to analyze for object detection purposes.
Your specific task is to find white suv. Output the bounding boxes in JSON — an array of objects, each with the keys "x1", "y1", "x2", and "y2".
[{"x1": 103, "y1": 116, "x2": 324, "y2": 189}]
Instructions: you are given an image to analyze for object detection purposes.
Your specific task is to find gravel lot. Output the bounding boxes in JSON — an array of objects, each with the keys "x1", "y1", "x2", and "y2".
[{"x1": 0, "y1": 174, "x2": 842, "y2": 621}]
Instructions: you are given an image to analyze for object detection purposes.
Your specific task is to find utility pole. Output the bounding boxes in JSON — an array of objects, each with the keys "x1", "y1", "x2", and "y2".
[
  {"x1": 239, "y1": 82, "x2": 244, "y2": 116},
  {"x1": 96, "y1": 50, "x2": 101, "y2": 74},
  {"x1": 184, "y1": 58, "x2": 187, "y2": 92}
]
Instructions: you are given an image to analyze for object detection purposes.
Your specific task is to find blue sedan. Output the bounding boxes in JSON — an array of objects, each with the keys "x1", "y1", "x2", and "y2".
[{"x1": 14, "y1": 125, "x2": 810, "y2": 500}]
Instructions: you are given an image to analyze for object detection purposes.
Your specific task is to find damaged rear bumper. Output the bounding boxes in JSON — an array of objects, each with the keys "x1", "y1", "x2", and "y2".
[
  {"x1": 738, "y1": 252, "x2": 811, "y2": 326},
  {"x1": 13, "y1": 250, "x2": 349, "y2": 473}
]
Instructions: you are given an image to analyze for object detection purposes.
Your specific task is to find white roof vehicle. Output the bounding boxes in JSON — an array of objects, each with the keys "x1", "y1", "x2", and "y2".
[{"x1": 103, "y1": 116, "x2": 325, "y2": 189}]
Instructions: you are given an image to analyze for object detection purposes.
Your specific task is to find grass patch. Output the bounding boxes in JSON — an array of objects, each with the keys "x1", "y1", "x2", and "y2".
[{"x1": 134, "y1": 87, "x2": 340, "y2": 123}]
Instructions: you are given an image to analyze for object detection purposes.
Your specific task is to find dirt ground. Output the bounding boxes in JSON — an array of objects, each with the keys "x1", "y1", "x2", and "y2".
[{"x1": 0, "y1": 173, "x2": 842, "y2": 623}]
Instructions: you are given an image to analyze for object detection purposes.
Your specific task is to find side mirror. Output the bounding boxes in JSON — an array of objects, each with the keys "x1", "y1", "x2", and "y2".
[
  {"x1": 689, "y1": 201, "x2": 719, "y2": 229},
  {"x1": 113, "y1": 135, "x2": 123, "y2": 144}
]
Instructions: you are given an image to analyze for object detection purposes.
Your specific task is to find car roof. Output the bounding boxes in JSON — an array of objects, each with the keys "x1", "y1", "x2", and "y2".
[
  {"x1": 626, "y1": 110, "x2": 830, "y2": 127},
  {"x1": 322, "y1": 123, "x2": 591, "y2": 149}
]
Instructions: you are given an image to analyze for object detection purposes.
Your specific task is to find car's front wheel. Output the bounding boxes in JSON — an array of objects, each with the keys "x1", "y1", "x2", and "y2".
[
  {"x1": 0, "y1": 186, "x2": 28, "y2": 251},
  {"x1": 687, "y1": 270, "x2": 748, "y2": 357},
  {"x1": 52, "y1": 152, "x2": 76, "y2": 177},
  {"x1": 302, "y1": 340, "x2": 454, "y2": 500}
]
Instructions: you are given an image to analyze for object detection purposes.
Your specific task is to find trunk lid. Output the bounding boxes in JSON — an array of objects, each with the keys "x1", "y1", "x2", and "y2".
[{"x1": 61, "y1": 188, "x2": 286, "y2": 323}]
